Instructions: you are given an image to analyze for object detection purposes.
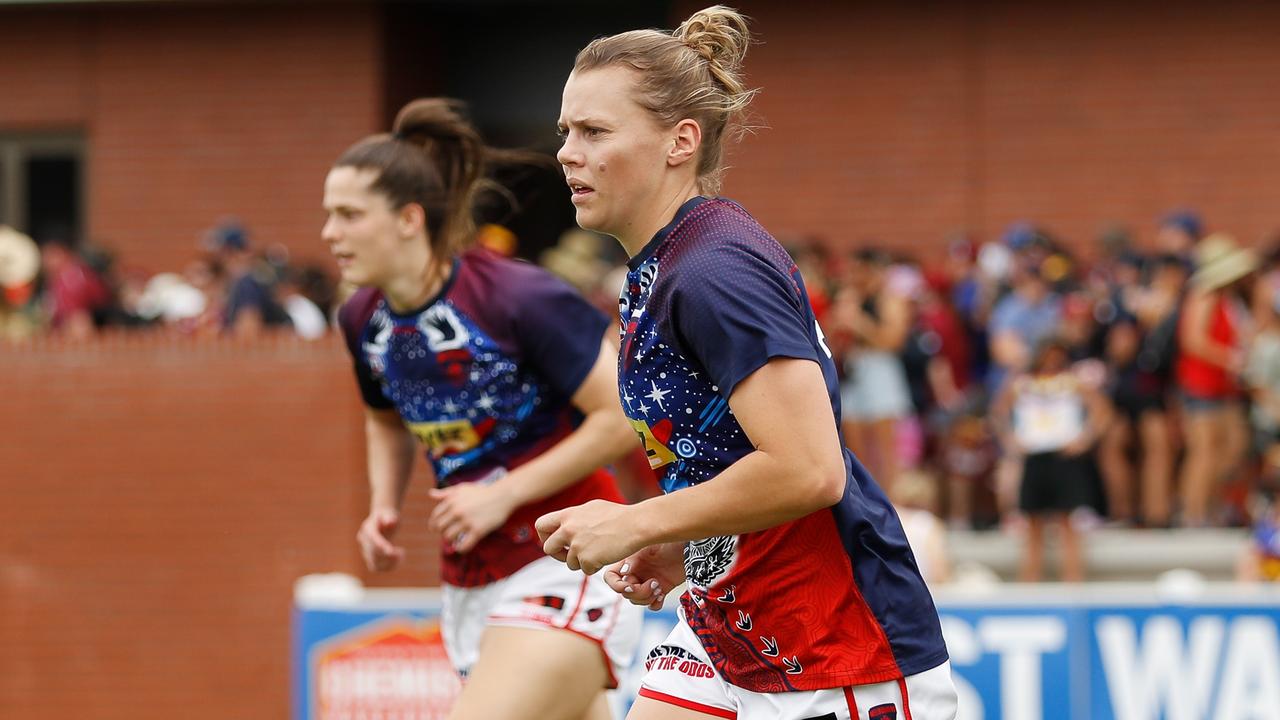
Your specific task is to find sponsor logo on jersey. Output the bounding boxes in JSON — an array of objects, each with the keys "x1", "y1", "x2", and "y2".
[
  {"x1": 407, "y1": 417, "x2": 497, "y2": 458},
  {"x1": 630, "y1": 417, "x2": 676, "y2": 469}
]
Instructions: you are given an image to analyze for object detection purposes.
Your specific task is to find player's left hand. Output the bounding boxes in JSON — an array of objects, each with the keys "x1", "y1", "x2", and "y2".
[
  {"x1": 535, "y1": 499, "x2": 642, "y2": 576},
  {"x1": 428, "y1": 482, "x2": 518, "y2": 554}
]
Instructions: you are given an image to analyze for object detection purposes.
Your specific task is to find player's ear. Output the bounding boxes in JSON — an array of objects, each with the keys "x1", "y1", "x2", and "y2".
[
  {"x1": 667, "y1": 119, "x2": 701, "y2": 168},
  {"x1": 397, "y1": 202, "x2": 426, "y2": 238}
]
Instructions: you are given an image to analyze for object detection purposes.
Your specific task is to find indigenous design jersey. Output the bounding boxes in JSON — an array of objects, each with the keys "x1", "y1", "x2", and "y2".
[
  {"x1": 340, "y1": 247, "x2": 623, "y2": 587},
  {"x1": 619, "y1": 198, "x2": 948, "y2": 692}
]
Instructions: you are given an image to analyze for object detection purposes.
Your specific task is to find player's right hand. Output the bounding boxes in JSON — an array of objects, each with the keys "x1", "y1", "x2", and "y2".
[
  {"x1": 603, "y1": 542, "x2": 687, "y2": 611},
  {"x1": 357, "y1": 509, "x2": 406, "y2": 572}
]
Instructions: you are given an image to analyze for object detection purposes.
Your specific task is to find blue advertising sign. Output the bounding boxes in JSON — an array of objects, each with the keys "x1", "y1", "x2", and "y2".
[{"x1": 293, "y1": 584, "x2": 1280, "y2": 720}]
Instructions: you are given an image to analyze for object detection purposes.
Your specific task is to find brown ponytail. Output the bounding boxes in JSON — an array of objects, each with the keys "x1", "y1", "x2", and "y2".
[{"x1": 334, "y1": 98, "x2": 540, "y2": 267}]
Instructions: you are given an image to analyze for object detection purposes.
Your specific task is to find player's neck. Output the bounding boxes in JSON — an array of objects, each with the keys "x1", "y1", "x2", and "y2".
[
  {"x1": 617, "y1": 180, "x2": 703, "y2": 258},
  {"x1": 383, "y1": 257, "x2": 450, "y2": 314}
]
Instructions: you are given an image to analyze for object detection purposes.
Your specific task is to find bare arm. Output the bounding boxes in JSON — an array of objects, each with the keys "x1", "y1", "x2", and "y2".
[
  {"x1": 926, "y1": 354, "x2": 962, "y2": 410},
  {"x1": 357, "y1": 406, "x2": 419, "y2": 571},
  {"x1": 926, "y1": 518, "x2": 952, "y2": 585},
  {"x1": 537, "y1": 357, "x2": 848, "y2": 575},
  {"x1": 627, "y1": 357, "x2": 846, "y2": 543},
  {"x1": 490, "y1": 336, "x2": 636, "y2": 506},
  {"x1": 1076, "y1": 384, "x2": 1114, "y2": 451},
  {"x1": 230, "y1": 306, "x2": 266, "y2": 339},
  {"x1": 365, "y1": 406, "x2": 417, "y2": 511},
  {"x1": 988, "y1": 379, "x2": 1018, "y2": 450},
  {"x1": 431, "y1": 336, "x2": 638, "y2": 553},
  {"x1": 850, "y1": 291, "x2": 912, "y2": 352},
  {"x1": 990, "y1": 330, "x2": 1030, "y2": 373}
]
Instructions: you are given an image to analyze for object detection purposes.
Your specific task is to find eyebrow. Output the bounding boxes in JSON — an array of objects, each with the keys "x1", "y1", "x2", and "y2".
[{"x1": 559, "y1": 116, "x2": 610, "y2": 128}]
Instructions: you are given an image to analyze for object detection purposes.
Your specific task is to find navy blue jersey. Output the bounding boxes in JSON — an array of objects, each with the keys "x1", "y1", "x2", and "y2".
[
  {"x1": 340, "y1": 247, "x2": 624, "y2": 586},
  {"x1": 618, "y1": 198, "x2": 948, "y2": 691}
]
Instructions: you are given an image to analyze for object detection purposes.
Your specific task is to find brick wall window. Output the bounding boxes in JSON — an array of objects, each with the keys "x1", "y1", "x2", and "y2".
[{"x1": 0, "y1": 133, "x2": 84, "y2": 244}]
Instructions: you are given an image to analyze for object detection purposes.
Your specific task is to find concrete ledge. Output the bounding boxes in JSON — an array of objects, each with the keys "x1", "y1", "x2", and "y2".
[{"x1": 948, "y1": 528, "x2": 1251, "y2": 582}]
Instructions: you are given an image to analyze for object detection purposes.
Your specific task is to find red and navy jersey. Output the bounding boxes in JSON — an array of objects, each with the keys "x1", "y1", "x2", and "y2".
[
  {"x1": 339, "y1": 247, "x2": 624, "y2": 587},
  {"x1": 620, "y1": 198, "x2": 948, "y2": 691}
]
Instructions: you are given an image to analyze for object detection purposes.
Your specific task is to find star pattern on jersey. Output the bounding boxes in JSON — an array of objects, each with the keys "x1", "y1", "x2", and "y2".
[
  {"x1": 616, "y1": 236, "x2": 829, "y2": 689},
  {"x1": 366, "y1": 298, "x2": 560, "y2": 482},
  {"x1": 646, "y1": 380, "x2": 670, "y2": 411}
]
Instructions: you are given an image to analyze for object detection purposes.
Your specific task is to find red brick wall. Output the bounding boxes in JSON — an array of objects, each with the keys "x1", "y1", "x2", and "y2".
[
  {"x1": 708, "y1": 0, "x2": 1280, "y2": 257},
  {"x1": 0, "y1": 3, "x2": 382, "y2": 273},
  {"x1": 7, "y1": 1, "x2": 1279, "y2": 269},
  {"x1": 0, "y1": 335, "x2": 442, "y2": 718}
]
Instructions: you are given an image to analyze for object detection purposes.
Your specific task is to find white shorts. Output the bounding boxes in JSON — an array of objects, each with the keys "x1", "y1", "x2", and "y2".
[
  {"x1": 638, "y1": 613, "x2": 957, "y2": 719},
  {"x1": 441, "y1": 555, "x2": 643, "y2": 687}
]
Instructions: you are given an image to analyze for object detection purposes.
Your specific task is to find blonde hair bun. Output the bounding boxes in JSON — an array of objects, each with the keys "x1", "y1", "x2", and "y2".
[{"x1": 676, "y1": 5, "x2": 751, "y2": 75}]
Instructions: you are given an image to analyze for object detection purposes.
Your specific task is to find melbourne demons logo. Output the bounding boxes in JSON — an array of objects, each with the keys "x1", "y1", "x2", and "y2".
[{"x1": 684, "y1": 534, "x2": 737, "y2": 588}]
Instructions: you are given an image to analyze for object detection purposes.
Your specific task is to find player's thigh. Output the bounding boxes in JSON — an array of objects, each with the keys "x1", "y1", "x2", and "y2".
[
  {"x1": 448, "y1": 625, "x2": 609, "y2": 720},
  {"x1": 581, "y1": 690, "x2": 613, "y2": 720},
  {"x1": 627, "y1": 695, "x2": 733, "y2": 720}
]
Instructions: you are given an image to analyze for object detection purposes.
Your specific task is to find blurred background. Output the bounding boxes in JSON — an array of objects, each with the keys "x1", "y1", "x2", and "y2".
[{"x1": 4, "y1": 0, "x2": 1280, "y2": 718}]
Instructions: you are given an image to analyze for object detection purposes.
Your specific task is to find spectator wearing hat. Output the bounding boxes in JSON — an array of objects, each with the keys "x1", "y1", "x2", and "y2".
[
  {"x1": 1176, "y1": 233, "x2": 1257, "y2": 526},
  {"x1": 0, "y1": 225, "x2": 41, "y2": 339},
  {"x1": 1157, "y1": 210, "x2": 1203, "y2": 262},
  {"x1": 205, "y1": 220, "x2": 292, "y2": 337}
]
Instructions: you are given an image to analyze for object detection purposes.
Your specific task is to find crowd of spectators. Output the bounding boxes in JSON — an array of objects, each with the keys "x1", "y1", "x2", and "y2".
[
  {"x1": 0, "y1": 219, "x2": 334, "y2": 341},
  {"x1": 549, "y1": 212, "x2": 1280, "y2": 581},
  {"x1": 7, "y1": 209, "x2": 1280, "y2": 581}
]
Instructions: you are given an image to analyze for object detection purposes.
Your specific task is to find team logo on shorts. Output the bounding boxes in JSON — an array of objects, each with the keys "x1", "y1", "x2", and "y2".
[
  {"x1": 869, "y1": 704, "x2": 898, "y2": 719},
  {"x1": 684, "y1": 534, "x2": 736, "y2": 588}
]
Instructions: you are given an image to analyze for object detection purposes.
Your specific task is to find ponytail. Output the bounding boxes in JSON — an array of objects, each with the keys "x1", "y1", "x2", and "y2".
[{"x1": 334, "y1": 98, "x2": 544, "y2": 266}]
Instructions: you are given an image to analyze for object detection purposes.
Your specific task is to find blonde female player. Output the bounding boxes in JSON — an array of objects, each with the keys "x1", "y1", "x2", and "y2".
[
  {"x1": 537, "y1": 7, "x2": 958, "y2": 719},
  {"x1": 325, "y1": 98, "x2": 642, "y2": 720}
]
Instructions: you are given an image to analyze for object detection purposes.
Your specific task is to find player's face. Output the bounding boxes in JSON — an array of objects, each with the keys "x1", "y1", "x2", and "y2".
[
  {"x1": 321, "y1": 166, "x2": 404, "y2": 287},
  {"x1": 557, "y1": 66, "x2": 671, "y2": 241}
]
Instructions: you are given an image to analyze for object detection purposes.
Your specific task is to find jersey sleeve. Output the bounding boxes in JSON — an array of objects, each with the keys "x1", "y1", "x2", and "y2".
[
  {"x1": 509, "y1": 267, "x2": 610, "y2": 401},
  {"x1": 670, "y1": 238, "x2": 820, "y2": 397},
  {"x1": 337, "y1": 288, "x2": 395, "y2": 411}
]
